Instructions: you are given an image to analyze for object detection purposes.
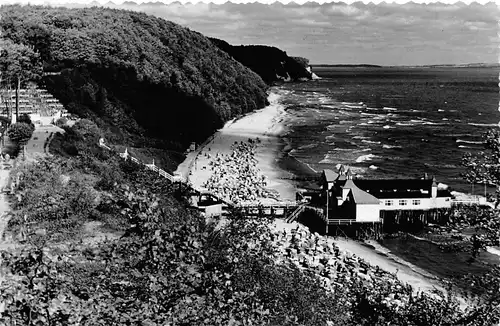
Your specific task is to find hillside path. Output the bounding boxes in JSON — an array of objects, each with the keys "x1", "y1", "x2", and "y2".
[{"x1": 0, "y1": 163, "x2": 12, "y2": 244}]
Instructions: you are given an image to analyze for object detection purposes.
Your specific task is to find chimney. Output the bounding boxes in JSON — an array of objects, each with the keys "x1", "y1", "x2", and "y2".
[{"x1": 431, "y1": 176, "x2": 437, "y2": 198}]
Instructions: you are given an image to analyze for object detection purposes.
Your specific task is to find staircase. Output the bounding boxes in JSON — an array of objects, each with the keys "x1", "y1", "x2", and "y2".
[
  {"x1": 0, "y1": 87, "x2": 65, "y2": 119},
  {"x1": 286, "y1": 204, "x2": 306, "y2": 223}
]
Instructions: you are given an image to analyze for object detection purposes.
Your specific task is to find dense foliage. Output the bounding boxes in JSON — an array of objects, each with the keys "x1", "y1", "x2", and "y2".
[
  {"x1": 0, "y1": 115, "x2": 499, "y2": 325},
  {"x1": 461, "y1": 129, "x2": 500, "y2": 249},
  {"x1": 0, "y1": 5, "x2": 269, "y2": 150},
  {"x1": 7, "y1": 122, "x2": 35, "y2": 155},
  {"x1": 0, "y1": 38, "x2": 42, "y2": 88},
  {"x1": 210, "y1": 38, "x2": 312, "y2": 84}
]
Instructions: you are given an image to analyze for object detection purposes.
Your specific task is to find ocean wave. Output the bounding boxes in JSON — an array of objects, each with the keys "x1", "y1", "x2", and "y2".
[
  {"x1": 382, "y1": 144, "x2": 402, "y2": 149},
  {"x1": 456, "y1": 139, "x2": 483, "y2": 145},
  {"x1": 383, "y1": 125, "x2": 393, "y2": 129},
  {"x1": 362, "y1": 140, "x2": 381, "y2": 144},
  {"x1": 423, "y1": 121, "x2": 446, "y2": 125},
  {"x1": 298, "y1": 143, "x2": 318, "y2": 150},
  {"x1": 486, "y1": 247, "x2": 500, "y2": 259},
  {"x1": 458, "y1": 145, "x2": 475, "y2": 149},
  {"x1": 353, "y1": 136, "x2": 370, "y2": 139},
  {"x1": 468, "y1": 122, "x2": 499, "y2": 127},
  {"x1": 318, "y1": 97, "x2": 333, "y2": 104},
  {"x1": 319, "y1": 153, "x2": 336, "y2": 164},
  {"x1": 438, "y1": 109, "x2": 445, "y2": 112},
  {"x1": 396, "y1": 122, "x2": 415, "y2": 126},
  {"x1": 344, "y1": 104, "x2": 365, "y2": 109},
  {"x1": 383, "y1": 107, "x2": 397, "y2": 111},
  {"x1": 441, "y1": 133, "x2": 475, "y2": 137},
  {"x1": 332, "y1": 148, "x2": 359, "y2": 151},
  {"x1": 369, "y1": 165, "x2": 378, "y2": 170},
  {"x1": 355, "y1": 153, "x2": 377, "y2": 163},
  {"x1": 361, "y1": 112, "x2": 383, "y2": 117}
]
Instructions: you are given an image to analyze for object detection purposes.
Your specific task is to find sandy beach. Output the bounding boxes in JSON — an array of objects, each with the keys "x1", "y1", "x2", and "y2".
[
  {"x1": 175, "y1": 89, "x2": 469, "y2": 309},
  {"x1": 175, "y1": 91, "x2": 296, "y2": 203}
]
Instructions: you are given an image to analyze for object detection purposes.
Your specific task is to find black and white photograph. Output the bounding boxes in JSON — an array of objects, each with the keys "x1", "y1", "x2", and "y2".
[{"x1": 0, "y1": 0, "x2": 499, "y2": 324}]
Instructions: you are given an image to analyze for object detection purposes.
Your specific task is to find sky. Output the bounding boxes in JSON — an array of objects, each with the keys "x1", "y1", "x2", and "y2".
[{"x1": 4, "y1": 1, "x2": 500, "y2": 65}]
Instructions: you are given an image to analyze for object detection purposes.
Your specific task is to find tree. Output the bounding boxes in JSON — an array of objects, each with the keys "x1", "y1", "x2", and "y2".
[
  {"x1": 0, "y1": 38, "x2": 43, "y2": 121},
  {"x1": 462, "y1": 129, "x2": 500, "y2": 205},
  {"x1": 8, "y1": 122, "x2": 34, "y2": 156},
  {"x1": 462, "y1": 129, "x2": 500, "y2": 249},
  {"x1": 18, "y1": 113, "x2": 33, "y2": 126}
]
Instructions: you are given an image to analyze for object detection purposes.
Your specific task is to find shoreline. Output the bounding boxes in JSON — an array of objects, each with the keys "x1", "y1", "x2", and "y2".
[
  {"x1": 175, "y1": 89, "x2": 296, "y2": 203},
  {"x1": 174, "y1": 88, "x2": 469, "y2": 307}
]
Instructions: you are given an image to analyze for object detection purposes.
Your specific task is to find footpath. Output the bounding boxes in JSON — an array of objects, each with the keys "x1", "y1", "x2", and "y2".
[{"x1": 0, "y1": 124, "x2": 64, "y2": 246}]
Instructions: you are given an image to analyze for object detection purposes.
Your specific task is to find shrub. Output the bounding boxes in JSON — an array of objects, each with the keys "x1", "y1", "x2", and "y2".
[{"x1": 55, "y1": 117, "x2": 68, "y2": 127}]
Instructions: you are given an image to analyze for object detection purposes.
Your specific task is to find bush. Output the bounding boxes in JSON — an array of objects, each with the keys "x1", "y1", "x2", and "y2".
[{"x1": 55, "y1": 117, "x2": 68, "y2": 127}]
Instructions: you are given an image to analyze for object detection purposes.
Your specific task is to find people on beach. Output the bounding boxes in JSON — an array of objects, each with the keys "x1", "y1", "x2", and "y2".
[{"x1": 201, "y1": 138, "x2": 279, "y2": 204}]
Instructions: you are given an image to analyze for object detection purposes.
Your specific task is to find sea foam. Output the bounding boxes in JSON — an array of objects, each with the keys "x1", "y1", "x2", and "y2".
[
  {"x1": 456, "y1": 139, "x2": 483, "y2": 145},
  {"x1": 469, "y1": 122, "x2": 499, "y2": 127},
  {"x1": 356, "y1": 153, "x2": 377, "y2": 163}
]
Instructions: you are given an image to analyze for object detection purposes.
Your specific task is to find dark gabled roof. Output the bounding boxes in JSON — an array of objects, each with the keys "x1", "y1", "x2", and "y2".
[
  {"x1": 323, "y1": 169, "x2": 339, "y2": 182},
  {"x1": 338, "y1": 165, "x2": 346, "y2": 174},
  {"x1": 346, "y1": 168, "x2": 354, "y2": 176},
  {"x1": 354, "y1": 179, "x2": 432, "y2": 191},
  {"x1": 353, "y1": 179, "x2": 452, "y2": 199},
  {"x1": 343, "y1": 179, "x2": 381, "y2": 205},
  {"x1": 337, "y1": 174, "x2": 347, "y2": 181}
]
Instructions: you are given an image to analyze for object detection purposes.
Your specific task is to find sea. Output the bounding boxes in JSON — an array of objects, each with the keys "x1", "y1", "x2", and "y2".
[{"x1": 274, "y1": 66, "x2": 500, "y2": 296}]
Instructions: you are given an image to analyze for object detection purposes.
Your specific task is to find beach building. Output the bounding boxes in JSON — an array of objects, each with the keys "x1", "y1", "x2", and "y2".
[
  {"x1": 319, "y1": 166, "x2": 452, "y2": 218},
  {"x1": 321, "y1": 169, "x2": 381, "y2": 222},
  {"x1": 353, "y1": 177, "x2": 452, "y2": 211},
  {"x1": 311, "y1": 165, "x2": 455, "y2": 238}
]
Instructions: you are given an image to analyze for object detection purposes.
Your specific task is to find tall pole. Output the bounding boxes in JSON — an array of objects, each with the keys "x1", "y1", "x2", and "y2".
[
  {"x1": 325, "y1": 187, "x2": 329, "y2": 234},
  {"x1": 15, "y1": 77, "x2": 20, "y2": 122}
]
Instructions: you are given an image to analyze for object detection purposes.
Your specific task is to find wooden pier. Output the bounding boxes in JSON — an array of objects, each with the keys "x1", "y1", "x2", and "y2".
[{"x1": 296, "y1": 206, "x2": 384, "y2": 240}]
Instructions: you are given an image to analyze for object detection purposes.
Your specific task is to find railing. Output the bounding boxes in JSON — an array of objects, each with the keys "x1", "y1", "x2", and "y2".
[
  {"x1": 327, "y1": 219, "x2": 357, "y2": 225},
  {"x1": 98, "y1": 139, "x2": 236, "y2": 207},
  {"x1": 451, "y1": 196, "x2": 488, "y2": 206},
  {"x1": 236, "y1": 201, "x2": 298, "y2": 208},
  {"x1": 286, "y1": 204, "x2": 306, "y2": 222}
]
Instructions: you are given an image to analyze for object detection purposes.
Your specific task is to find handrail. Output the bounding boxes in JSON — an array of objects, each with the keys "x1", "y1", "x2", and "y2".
[
  {"x1": 327, "y1": 219, "x2": 357, "y2": 225},
  {"x1": 98, "y1": 139, "x2": 234, "y2": 207}
]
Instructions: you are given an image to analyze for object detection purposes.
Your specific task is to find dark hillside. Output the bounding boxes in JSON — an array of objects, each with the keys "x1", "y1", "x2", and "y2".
[
  {"x1": 0, "y1": 5, "x2": 269, "y2": 151},
  {"x1": 209, "y1": 37, "x2": 312, "y2": 84}
]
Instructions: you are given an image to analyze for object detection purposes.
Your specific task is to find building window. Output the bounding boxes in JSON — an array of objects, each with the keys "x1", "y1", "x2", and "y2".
[
  {"x1": 412, "y1": 200, "x2": 420, "y2": 205},
  {"x1": 399, "y1": 200, "x2": 407, "y2": 206},
  {"x1": 385, "y1": 200, "x2": 393, "y2": 206},
  {"x1": 445, "y1": 198, "x2": 450, "y2": 202}
]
